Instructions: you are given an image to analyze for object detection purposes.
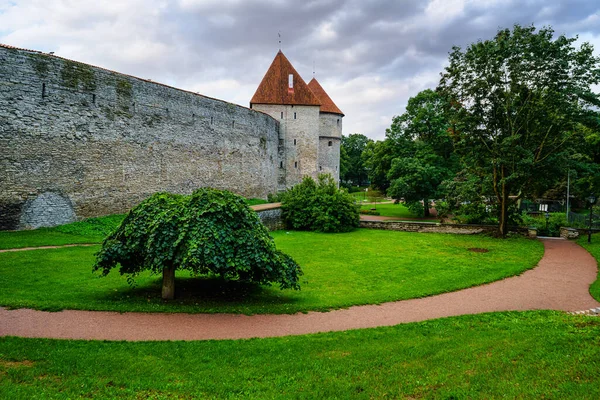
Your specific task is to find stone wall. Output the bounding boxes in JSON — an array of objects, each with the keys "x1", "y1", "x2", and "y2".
[
  {"x1": 251, "y1": 104, "x2": 320, "y2": 190},
  {"x1": 560, "y1": 227, "x2": 600, "y2": 240},
  {"x1": 253, "y1": 204, "x2": 285, "y2": 231},
  {"x1": 0, "y1": 45, "x2": 280, "y2": 230},
  {"x1": 318, "y1": 113, "x2": 342, "y2": 182},
  {"x1": 359, "y1": 220, "x2": 530, "y2": 236}
]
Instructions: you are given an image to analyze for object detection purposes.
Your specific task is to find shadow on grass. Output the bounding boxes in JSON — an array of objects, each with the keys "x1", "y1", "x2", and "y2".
[{"x1": 96, "y1": 276, "x2": 300, "y2": 310}]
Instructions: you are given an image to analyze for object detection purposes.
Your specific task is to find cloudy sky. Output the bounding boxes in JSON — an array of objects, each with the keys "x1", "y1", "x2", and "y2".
[{"x1": 1, "y1": 0, "x2": 599, "y2": 140}]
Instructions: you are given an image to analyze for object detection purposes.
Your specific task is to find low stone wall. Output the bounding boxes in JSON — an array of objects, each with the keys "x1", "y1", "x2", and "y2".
[
  {"x1": 560, "y1": 227, "x2": 600, "y2": 240},
  {"x1": 359, "y1": 220, "x2": 530, "y2": 236},
  {"x1": 251, "y1": 203, "x2": 284, "y2": 231}
]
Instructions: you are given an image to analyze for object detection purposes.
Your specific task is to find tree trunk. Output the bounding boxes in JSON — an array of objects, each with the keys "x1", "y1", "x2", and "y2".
[
  {"x1": 423, "y1": 199, "x2": 430, "y2": 217},
  {"x1": 498, "y1": 168, "x2": 510, "y2": 238},
  {"x1": 162, "y1": 266, "x2": 176, "y2": 300}
]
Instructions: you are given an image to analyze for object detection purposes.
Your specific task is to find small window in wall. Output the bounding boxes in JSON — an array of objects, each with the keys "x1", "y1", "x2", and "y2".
[
  {"x1": 294, "y1": 112, "x2": 297, "y2": 119},
  {"x1": 280, "y1": 161, "x2": 283, "y2": 168},
  {"x1": 281, "y1": 112, "x2": 284, "y2": 119},
  {"x1": 294, "y1": 161, "x2": 298, "y2": 169},
  {"x1": 328, "y1": 141, "x2": 333, "y2": 147},
  {"x1": 293, "y1": 139, "x2": 297, "y2": 145},
  {"x1": 319, "y1": 165, "x2": 322, "y2": 171},
  {"x1": 279, "y1": 139, "x2": 284, "y2": 146},
  {"x1": 210, "y1": 116, "x2": 213, "y2": 124},
  {"x1": 337, "y1": 119, "x2": 340, "y2": 126}
]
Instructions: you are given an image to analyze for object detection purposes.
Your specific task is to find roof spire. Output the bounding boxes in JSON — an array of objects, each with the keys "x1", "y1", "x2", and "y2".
[
  {"x1": 313, "y1": 60, "x2": 315, "y2": 78},
  {"x1": 278, "y1": 31, "x2": 281, "y2": 51}
]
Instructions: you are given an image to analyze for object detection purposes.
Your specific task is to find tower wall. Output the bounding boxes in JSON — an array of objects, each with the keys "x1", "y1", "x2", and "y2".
[
  {"x1": 251, "y1": 104, "x2": 320, "y2": 190},
  {"x1": 318, "y1": 113, "x2": 343, "y2": 183}
]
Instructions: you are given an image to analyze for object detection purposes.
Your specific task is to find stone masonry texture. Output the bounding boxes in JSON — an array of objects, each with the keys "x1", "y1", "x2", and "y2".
[{"x1": 0, "y1": 46, "x2": 281, "y2": 230}]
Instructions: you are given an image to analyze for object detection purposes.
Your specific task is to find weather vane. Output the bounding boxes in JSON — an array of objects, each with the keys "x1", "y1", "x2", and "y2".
[{"x1": 278, "y1": 32, "x2": 281, "y2": 50}]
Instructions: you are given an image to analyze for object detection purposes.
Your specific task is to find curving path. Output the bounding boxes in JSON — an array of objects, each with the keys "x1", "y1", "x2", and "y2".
[{"x1": 0, "y1": 238, "x2": 598, "y2": 341}]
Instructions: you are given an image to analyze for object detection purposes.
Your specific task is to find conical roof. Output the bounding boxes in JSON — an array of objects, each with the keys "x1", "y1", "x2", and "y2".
[
  {"x1": 250, "y1": 51, "x2": 321, "y2": 107},
  {"x1": 308, "y1": 78, "x2": 344, "y2": 116}
]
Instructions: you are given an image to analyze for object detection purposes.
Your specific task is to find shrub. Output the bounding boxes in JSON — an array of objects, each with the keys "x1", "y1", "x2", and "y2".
[
  {"x1": 519, "y1": 212, "x2": 568, "y2": 237},
  {"x1": 280, "y1": 174, "x2": 360, "y2": 233},
  {"x1": 93, "y1": 189, "x2": 302, "y2": 299}
]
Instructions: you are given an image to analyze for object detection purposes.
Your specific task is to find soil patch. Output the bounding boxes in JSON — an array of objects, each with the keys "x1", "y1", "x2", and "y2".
[{"x1": 468, "y1": 248, "x2": 489, "y2": 253}]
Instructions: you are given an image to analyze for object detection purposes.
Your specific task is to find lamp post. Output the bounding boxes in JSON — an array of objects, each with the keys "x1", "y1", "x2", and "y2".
[
  {"x1": 588, "y1": 194, "x2": 596, "y2": 243},
  {"x1": 539, "y1": 203, "x2": 548, "y2": 235}
]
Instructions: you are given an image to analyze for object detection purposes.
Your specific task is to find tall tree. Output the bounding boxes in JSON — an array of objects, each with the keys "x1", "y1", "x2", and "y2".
[
  {"x1": 385, "y1": 89, "x2": 458, "y2": 216},
  {"x1": 341, "y1": 134, "x2": 373, "y2": 186},
  {"x1": 438, "y1": 25, "x2": 600, "y2": 236}
]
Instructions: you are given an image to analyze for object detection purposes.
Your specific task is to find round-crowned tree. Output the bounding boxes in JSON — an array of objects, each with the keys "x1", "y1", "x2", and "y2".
[
  {"x1": 93, "y1": 188, "x2": 302, "y2": 299},
  {"x1": 281, "y1": 173, "x2": 360, "y2": 233}
]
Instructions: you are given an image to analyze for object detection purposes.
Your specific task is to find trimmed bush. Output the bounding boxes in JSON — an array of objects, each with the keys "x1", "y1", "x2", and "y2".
[
  {"x1": 280, "y1": 174, "x2": 360, "y2": 233},
  {"x1": 93, "y1": 188, "x2": 302, "y2": 299}
]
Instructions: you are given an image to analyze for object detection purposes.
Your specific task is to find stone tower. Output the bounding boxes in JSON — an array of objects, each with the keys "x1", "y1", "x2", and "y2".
[{"x1": 250, "y1": 51, "x2": 344, "y2": 190}]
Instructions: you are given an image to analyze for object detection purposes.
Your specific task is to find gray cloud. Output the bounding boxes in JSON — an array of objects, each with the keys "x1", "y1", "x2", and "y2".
[{"x1": 1, "y1": 0, "x2": 599, "y2": 140}]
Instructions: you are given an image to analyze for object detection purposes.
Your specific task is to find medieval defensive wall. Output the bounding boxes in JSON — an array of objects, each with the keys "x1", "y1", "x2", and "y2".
[{"x1": 0, "y1": 44, "x2": 281, "y2": 230}]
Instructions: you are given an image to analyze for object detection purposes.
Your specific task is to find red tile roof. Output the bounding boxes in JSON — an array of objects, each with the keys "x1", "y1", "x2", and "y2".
[
  {"x1": 250, "y1": 51, "x2": 321, "y2": 107},
  {"x1": 307, "y1": 78, "x2": 344, "y2": 116}
]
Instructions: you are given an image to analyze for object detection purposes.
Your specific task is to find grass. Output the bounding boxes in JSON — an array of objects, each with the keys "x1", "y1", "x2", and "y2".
[
  {"x1": 360, "y1": 202, "x2": 435, "y2": 220},
  {"x1": 0, "y1": 229, "x2": 543, "y2": 314},
  {"x1": 1, "y1": 311, "x2": 599, "y2": 399},
  {"x1": 578, "y1": 233, "x2": 600, "y2": 302},
  {"x1": 350, "y1": 188, "x2": 384, "y2": 203},
  {"x1": 245, "y1": 198, "x2": 269, "y2": 206},
  {"x1": 0, "y1": 214, "x2": 125, "y2": 249}
]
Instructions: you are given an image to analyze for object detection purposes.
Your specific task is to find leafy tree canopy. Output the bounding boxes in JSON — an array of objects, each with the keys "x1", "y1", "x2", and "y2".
[
  {"x1": 384, "y1": 89, "x2": 459, "y2": 216},
  {"x1": 94, "y1": 189, "x2": 302, "y2": 299},
  {"x1": 341, "y1": 134, "x2": 373, "y2": 186},
  {"x1": 438, "y1": 24, "x2": 600, "y2": 236}
]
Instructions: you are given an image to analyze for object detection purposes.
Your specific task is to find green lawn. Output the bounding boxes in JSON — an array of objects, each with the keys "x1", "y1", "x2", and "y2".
[
  {"x1": 360, "y1": 202, "x2": 435, "y2": 220},
  {"x1": 578, "y1": 233, "x2": 600, "y2": 302},
  {"x1": 0, "y1": 214, "x2": 125, "y2": 249},
  {"x1": 1, "y1": 311, "x2": 599, "y2": 399},
  {"x1": 245, "y1": 198, "x2": 269, "y2": 206},
  {"x1": 0, "y1": 229, "x2": 543, "y2": 314}
]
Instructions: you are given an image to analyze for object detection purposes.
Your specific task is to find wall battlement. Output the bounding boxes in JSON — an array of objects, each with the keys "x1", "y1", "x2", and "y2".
[{"x1": 0, "y1": 45, "x2": 281, "y2": 230}]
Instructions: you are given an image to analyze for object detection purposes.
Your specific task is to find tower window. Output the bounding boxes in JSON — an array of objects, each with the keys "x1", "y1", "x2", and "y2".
[
  {"x1": 319, "y1": 165, "x2": 322, "y2": 171},
  {"x1": 280, "y1": 161, "x2": 283, "y2": 168},
  {"x1": 281, "y1": 112, "x2": 284, "y2": 119},
  {"x1": 337, "y1": 119, "x2": 340, "y2": 126},
  {"x1": 294, "y1": 161, "x2": 298, "y2": 169},
  {"x1": 210, "y1": 116, "x2": 213, "y2": 124},
  {"x1": 294, "y1": 139, "x2": 297, "y2": 145},
  {"x1": 294, "y1": 112, "x2": 297, "y2": 119},
  {"x1": 328, "y1": 141, "x2": 333, "y2": 147}
]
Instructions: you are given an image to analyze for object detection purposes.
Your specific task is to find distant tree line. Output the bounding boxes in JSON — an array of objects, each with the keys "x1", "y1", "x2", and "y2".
[{"x1": 341, "y1": 24, "x2": 600, "y2": 237}]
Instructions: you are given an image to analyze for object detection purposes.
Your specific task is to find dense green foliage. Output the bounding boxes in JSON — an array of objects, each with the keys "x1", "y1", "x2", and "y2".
[
  {"x1": 281, "y1": 174, "x2": 360, "y2": 233},
  {"x1": 94, "y1": 189, "x2": 302, "y2": 295},
  {"x1": 360, "y1": 203, "x2": 436, "y2": 220},
  {"x1": 340, "y1": 134, "x2": 373, "y2": 186},
  {"x1": 384, "y1": 90, "x2": 458, "y2": 217},
  {"x1": 438, "y1": 25, "x2": 600, "y2": 236},
  {"x1": 2, "y1": 312, "x2": 599, "y2": 399},
  {"x1": 0, "y1": 229, "x2": 543, "y2": 314},
  {"x1": 578, "y1": 233, "x2": 600, "y2": 302}
]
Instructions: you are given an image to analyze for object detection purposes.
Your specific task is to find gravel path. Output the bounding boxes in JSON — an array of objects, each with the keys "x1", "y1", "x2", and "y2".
[{"x1": 1, "y1": 238, "x2": 598, "y2": 341}]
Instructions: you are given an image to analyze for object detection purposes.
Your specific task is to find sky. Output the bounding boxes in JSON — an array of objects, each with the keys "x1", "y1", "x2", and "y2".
[{"x1": 1, "y1": 0, "x2": 599, "y2": 141}]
